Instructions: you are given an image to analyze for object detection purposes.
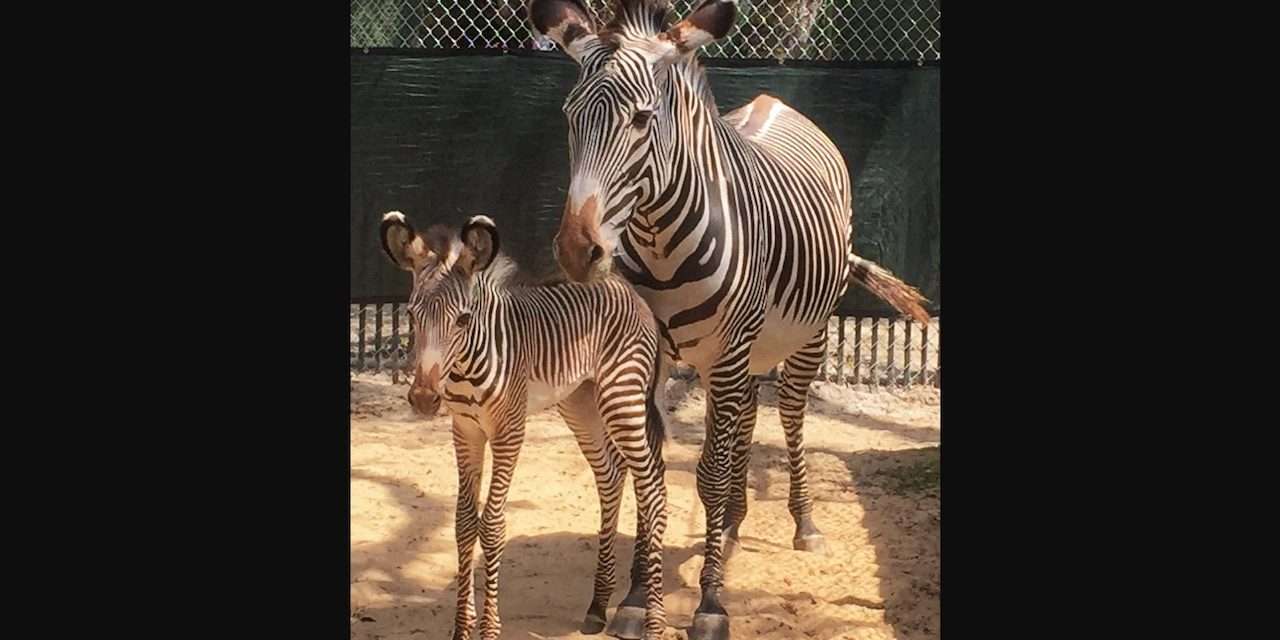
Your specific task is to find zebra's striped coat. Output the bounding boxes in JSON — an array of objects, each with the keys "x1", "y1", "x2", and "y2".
[
  {"x1": 382, "y1": 212, "x2": 670, "y2": 640},
  {"x1": 529, "y1": 2, "x2": 929, "y2": 638}
]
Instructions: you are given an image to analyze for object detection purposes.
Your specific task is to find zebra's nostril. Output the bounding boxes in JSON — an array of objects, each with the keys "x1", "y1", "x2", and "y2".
[{"x1": 589, "y1": 244, "x2": 604, "y2": 264}]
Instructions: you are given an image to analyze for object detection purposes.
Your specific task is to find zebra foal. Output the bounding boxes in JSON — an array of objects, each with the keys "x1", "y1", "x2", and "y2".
[{"x1": 380, "y1": 212, "x2": 669, "y2": 640}]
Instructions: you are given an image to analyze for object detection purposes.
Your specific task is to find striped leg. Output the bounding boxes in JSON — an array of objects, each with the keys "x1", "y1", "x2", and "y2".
[
  {"x1": 607, "y1": 354, "x2": 671, "y2": 640},
  {"x1": 777, "y1": 328, "x2": 827, "y2": 552},
  {"x1": 557, "y1": 383, "x2": 627, "y2": 635},
  {"x1": 691, "y1": 346, "x2": 755, "y2": 640},
  {"x1": 722, "y1": 378, "x2": 759, "y2": 558},
  {"x1": 597, "y1": 369, "x2": 667, "y2": 639},
  {"x1": 476, "y1": 418, "x2": 526, "y2": 640},
  {"x1": 451, "y1": 423, "x2": 486, "y2": 640}
]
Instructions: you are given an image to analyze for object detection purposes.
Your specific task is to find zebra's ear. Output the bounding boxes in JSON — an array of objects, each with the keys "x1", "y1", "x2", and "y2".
[
  {"x1": 459, "y1": 215, "x2": 501, "y2": 275},
  {"x1": 381, "y1": 211, "x2": 430, "y2": 272},
  {"x1": 656, "y1": 0, "x2": 736, "y2": 60},
  {"x1": 528, "y1": 0, "x2": 598, "y2": 63}
]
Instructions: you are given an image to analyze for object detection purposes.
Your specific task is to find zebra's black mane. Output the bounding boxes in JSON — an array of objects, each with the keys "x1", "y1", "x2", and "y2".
[
  {"x1": 598, "y1": 0, "x2": 719, "y2": 113},
  {"x1": 604, "y1": 0, "x2": 673, "y2": 37}
]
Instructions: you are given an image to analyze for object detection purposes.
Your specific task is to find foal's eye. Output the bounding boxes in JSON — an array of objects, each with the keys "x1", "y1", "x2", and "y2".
[
  {"x1": 455, "y1": 312, "x2": 472, "y2": 328},
  {"x1": 631, "y1": 109, "x2": 653, "y2": 129}
]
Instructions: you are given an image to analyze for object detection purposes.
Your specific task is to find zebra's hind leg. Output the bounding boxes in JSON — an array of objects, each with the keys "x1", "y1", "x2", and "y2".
[
  {"x1": 557, "y1": 383, "x2": 627, "y2": 635},
  {"x1": 596, "y1": 374, "x2": 667, "y2": 639},
  {"x1": 606, "y1": 353, "x2": 671, "y2": 640},
  {"x1": 605, "y1": 514, "x2": 651, "y2": 640},
  {"x1": 777, "y1": 328, "x2": 828, "y2": 553},
  {"x1": 722, "y1": 378, "x2": 759, "y2": 559}
]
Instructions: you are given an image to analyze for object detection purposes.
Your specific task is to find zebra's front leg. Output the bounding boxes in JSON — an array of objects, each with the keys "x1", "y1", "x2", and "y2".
[
  {"x1": 722, "y1": 378, "x2": 759, "y2": 559},
  {"x1": 476, "y1": 419, "x2": 525, "y2": 640},
  {"x1": 557, "y1": 384, "x2": 626, "y2": 635},
  {"x1": 451, "y1": 422, "x2": 486, "y2": 640},
  {"x1": 777, "y1": 328, "x2": 828, "y2": 553},
  {"x1": 690, "y1": 353, "x2": 755, "y2": 640}
]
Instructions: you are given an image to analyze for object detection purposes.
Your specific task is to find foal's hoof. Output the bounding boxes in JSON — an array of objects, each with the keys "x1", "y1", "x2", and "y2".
[
  {"x1": 793, "y1": 533, "x2": 828, "y2": 554},
  {"x1": 581, "y1": 611, "x2": 608, "y2": 635},
  {"x1": 689, "y1": 612, "x2": 730, "y2": 640},
  {"x1": 605, "y1": 606, "x2": 646, "y2": 640}
]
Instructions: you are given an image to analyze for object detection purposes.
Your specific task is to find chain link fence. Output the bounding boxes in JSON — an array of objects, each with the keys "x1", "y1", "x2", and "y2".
[
  {"x1": 352, "y1": 0, "x2": 940, "y2": 63},
  {"x1": 350, "y1": 0, "x2": 940, "y2": 388}
]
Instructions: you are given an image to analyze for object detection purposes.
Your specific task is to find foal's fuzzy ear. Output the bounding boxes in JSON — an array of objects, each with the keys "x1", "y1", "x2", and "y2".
[
  {"x1": 380, "y1": 211, "x2": 429, "y2": 272},
  {"x1": 655, "y1": 0, "x2": 737, "y2": 61},
  {"x1": 527, "y1": 0, "x2": 599, "y2": 63},
  {"x1": 381, "y1": 212, "x2": 454, "y2": 272},
  {"x1": 458, "y1": 215, "x2": 500, "y2": 275}
]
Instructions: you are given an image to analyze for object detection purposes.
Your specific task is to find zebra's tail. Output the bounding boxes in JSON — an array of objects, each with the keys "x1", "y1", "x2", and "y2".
[
  {"x1": 644, "y1": 355, "x2": 669, "y2": 452},
  {"x1": 847, "y1": 253, "x2": 932, "y2": 324}
]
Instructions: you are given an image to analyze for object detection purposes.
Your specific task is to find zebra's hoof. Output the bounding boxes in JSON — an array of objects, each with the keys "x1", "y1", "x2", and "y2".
[
  {"x1": 689, "y1": 612, "x2": 730, "y2": 640},
  {"x1": 605, "y1": 605, "x2": 646, "y2": 640},
  {"x1": 581, "y1": 611, "x2": 608, "y2": 635},
  {"x1": 793, "y1": 533, "x2": 828, "y2": 554}
]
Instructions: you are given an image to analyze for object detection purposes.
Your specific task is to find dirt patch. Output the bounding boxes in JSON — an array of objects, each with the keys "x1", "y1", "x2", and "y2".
[{"x1": 351, "y1": 373, "x2": 940, "y2": 639}]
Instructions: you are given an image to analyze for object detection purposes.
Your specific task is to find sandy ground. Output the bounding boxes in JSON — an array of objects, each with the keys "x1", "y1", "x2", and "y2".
[{"x1": 351, "y1": 373, "x2": 940, "y2": 640}]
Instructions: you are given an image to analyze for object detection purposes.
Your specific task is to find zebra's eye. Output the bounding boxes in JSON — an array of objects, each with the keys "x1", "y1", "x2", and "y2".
[
  {"x1": 631, "y1": 109, "x2": 653, "y2": 129},
  {"x1": 455, "y1": 312, "x2": 472, "y2": 328}
]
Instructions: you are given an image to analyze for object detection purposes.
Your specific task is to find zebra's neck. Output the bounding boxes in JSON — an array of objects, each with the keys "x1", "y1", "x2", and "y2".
[{"x1": 619, "y1": 61, "x2": 747, "y2": 289}]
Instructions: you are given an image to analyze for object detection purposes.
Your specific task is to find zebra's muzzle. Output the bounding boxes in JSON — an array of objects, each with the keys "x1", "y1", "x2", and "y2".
[
  {"x1": 407, "y1": 362, "x2": 444, "y2": 416},
  {"x1": 406, "y1": 383, "x2": 443, "y2": 417},
  {"x1": 555, "y1": 195, "x2": 607, "y2": 282}
]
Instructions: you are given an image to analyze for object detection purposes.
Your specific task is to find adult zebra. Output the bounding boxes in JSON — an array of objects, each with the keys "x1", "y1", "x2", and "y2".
[{"x1": 527, "y1": 1, "x2": 930, "y2": 638}]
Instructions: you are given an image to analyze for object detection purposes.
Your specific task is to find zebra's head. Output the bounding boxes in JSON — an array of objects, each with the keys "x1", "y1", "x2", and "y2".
[
  {"x1": 529, "y1": 0, "x2": 737, "y2": 281},
  {"x1": 381, "y1": 212, "x2": 505, "y2": 416}
]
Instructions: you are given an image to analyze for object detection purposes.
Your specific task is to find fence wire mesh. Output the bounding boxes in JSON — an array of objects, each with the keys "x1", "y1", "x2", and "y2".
[
  {"x1": 352, "y1": 0, "x2": 940, "y2": 63},
  {"x1": 352, "y1": 302, "x2": 939, "y2": 389}
]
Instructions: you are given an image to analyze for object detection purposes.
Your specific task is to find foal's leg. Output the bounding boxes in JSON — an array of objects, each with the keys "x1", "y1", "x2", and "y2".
[
  {"x1": 607, "y1": 353, "x2": 671, "y2": 640},
  {"x1": 597, "y1": 370, "x2": 667, "y2": 640},
  {"x1": 558, "y1": 383, "x2": 627, "y2": 635},
  {"x1": 451, "y1": 422, "x2": 486, "y2": 640},
  {"x1": 476, "y1": 414, "x2": 526, "y2": 640}
]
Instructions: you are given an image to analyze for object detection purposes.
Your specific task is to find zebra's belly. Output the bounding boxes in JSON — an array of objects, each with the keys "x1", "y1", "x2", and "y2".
[
  {"x1": 636, "y1": 280, "x2": 830, "y2": 374},
  {"x1": 526, "y1": 376, "x2": 588, "y2": 414},
  {"x1": 749, "y1": 312, "x2": 828, "y2": 375}
]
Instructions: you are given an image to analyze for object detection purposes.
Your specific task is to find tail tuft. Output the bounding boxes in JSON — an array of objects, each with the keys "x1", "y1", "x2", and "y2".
[{"x1": 848, "y1": 254, "x2": 931, "y2": 324}]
